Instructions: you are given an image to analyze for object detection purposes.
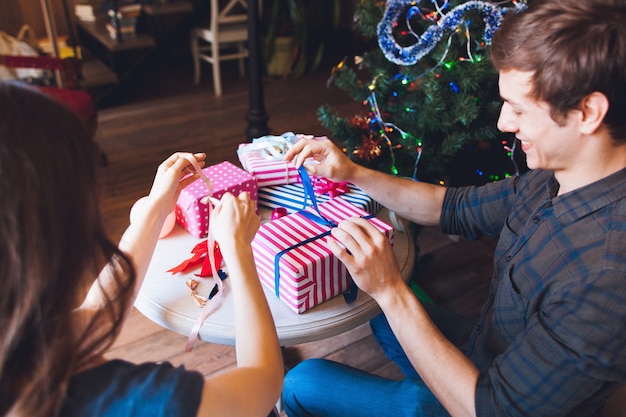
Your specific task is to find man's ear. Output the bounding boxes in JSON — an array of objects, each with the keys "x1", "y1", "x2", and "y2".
[{"x1": 579, "y1": 92, "x2": 609, "y2": 135}]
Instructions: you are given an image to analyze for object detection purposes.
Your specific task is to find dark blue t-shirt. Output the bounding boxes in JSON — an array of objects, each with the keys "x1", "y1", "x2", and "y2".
[{"x1": 61, "y1": 359, "x2": 204, "y2": 417}]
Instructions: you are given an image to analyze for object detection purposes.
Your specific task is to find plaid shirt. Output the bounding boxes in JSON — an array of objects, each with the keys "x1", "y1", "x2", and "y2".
[{"x1": 441, "y1": 168, "x2": 626, "y2": 417}]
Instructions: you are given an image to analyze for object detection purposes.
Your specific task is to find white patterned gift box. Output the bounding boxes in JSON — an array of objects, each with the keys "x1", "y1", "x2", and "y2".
[
  {"x1": 257, "y1": 182, "x2": 382, "y2": 215},
  {"x1": 237, "y1": 133, "x2": 300, "y2": 187},
  {"x1": 251, "y1": 196, "x2": 394, "y2": 314},
  {"x1": 175, "y1": 161, "x2": 258, "y2": 238},
  {"x1": 237, "y1": 132, "x2": 324, "y2": 187},
  {"x1": 237, "y1": 145, "x2": 300, "y2": 187}
]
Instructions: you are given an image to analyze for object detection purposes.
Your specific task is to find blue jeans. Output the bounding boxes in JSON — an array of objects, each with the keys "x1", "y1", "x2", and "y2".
[{"x1": 282, "y1": 303, "x2": 475, "y2": 417}]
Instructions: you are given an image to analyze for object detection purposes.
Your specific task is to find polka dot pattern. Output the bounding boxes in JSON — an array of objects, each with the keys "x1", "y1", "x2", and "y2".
[{"x1": 175, "y1": 161, "x2": 258, "y2": 238}]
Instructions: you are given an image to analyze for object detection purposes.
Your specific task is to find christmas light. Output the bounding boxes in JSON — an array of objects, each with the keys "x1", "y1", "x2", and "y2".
[
  {"x1": 464, "y1": 20, "x2": 474, "y2": 61},
  {"x1": 321, "y1": 0, "x2": 527, "y2": 183},
  {"x1": 368, "y1": 93, "x2": 401, "y2": 174}
]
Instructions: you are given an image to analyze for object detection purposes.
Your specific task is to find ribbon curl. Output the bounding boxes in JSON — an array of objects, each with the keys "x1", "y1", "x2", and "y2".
[{"x1": 186, "y1": 278, "x2": 208, "y2": 306}]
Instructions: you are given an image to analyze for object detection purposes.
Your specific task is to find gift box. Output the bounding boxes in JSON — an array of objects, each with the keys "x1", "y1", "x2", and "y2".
[
  {"x1": 175, "y1": 161, "x2": 258, "y2": 238},
  {"x1": 237, "y1": 132, "x2": 300, "y2": 187},
  {"x1": 237, "y1": 132, "x2": 323, "y2": 187},
  {"x1": 252, "y1": 196, "x2": 394, "y2": 313},
  {"x1": 258, "y1": 182, "x2": 382, "y2": 215}
]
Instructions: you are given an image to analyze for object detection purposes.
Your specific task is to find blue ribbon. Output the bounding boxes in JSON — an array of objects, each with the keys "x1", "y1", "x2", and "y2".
[
  {"x1": 273, "y1": 167, "x2": 371, "y2": 305},
  {"x1": 297, "y1": 165, "x2": 337, "y2": 228}
]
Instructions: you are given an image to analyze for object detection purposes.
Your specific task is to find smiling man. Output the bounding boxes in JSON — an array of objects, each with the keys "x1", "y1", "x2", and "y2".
[{"x1": 280, "y1": 1, "x2": 626, "y2": 416}]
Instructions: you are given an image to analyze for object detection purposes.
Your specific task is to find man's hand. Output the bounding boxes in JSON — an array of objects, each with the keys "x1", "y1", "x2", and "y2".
[
  {"x1": 326, "y1": 217, "x2": 404, "y2": 300},
  {"x1": 284, "y1": 137, "x2": 357, "y2": 182}
]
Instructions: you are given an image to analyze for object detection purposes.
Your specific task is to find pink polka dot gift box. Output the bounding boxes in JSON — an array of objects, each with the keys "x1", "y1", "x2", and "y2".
[{"x1": 175, "y1": 161, "x2": 258, "y2": 238}]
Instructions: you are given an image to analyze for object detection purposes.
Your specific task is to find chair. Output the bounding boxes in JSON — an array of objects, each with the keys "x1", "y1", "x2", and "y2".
[
  {"x1": 190, "y1": 0, "x2": 250, "y2": 97},
  {"x1": 0, "y1": 54, "x2": 97, "y2": 135}
]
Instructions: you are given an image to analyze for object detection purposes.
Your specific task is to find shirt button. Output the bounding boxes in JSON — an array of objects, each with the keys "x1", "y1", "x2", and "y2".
[
  {"x1": 506, "y1": 255, "x2": 512, "y2": 262},
  {"x1": 533, "y1": 216, "x2": 541, "y2": 224}
]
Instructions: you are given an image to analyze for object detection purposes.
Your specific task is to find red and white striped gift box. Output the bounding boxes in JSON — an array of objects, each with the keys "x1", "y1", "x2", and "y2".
[
  {"x1": 251, "y1": 196, "x2": 394, "y2": 313},
  {"x1": 238, "y1": 147, "x2": 300, "y2": 187},
  {"x1": 237, "y1": 134, "x2": 324, "y2": 187},
  {"x1": 175, "y1": 161, "x2": 258, "y2": 238}
]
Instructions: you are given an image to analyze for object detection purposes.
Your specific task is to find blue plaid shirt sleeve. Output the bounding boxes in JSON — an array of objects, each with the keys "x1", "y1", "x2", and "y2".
[{"x1": 441, "y1": 168, "x2": 626, "y2": 417}]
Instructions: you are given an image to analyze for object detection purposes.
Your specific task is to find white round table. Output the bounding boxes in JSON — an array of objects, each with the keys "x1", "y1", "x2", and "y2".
[{"x1": 135, "y1": 207, "x2": 415, "y2": 346}]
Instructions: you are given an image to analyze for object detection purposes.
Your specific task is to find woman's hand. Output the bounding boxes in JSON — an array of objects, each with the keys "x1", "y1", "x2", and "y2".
[
  {"x1": 77, "y1": 152, "x2": 206, "y2": 347},
  {"x1": 147, "y1": 152, "x2": 206, "y2": 219},
  {"x1": 210, "y1": 192, "x2": 260, "y2": 254}
]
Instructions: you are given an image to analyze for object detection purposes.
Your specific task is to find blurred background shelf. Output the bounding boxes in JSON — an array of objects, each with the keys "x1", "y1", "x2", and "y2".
[
  {"x1": 73, "y1": 0, "x2": 198, "y2": 107},
  {"x1": 75, "y1": 18, "x2": 156, "y2": 84}
]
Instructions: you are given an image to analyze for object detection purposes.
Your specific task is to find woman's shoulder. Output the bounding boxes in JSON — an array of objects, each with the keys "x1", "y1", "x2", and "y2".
[{"x1": 60, "y1": 359, "x2": 204, "y2": 417}]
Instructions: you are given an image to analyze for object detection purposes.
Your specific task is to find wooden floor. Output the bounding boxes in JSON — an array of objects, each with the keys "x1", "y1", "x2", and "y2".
[{"x1": 97, "y1": 61, "x2": 496, "y2": 399}]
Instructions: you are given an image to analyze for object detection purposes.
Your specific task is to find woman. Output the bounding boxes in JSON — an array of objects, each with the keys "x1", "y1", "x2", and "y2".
[{"x1": 0, "y1": 81, "x2": 283, "y2": 417}]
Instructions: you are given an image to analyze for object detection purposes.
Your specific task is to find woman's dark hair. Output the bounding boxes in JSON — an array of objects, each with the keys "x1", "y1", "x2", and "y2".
[
  {"x1": 491, "y1": 0, "x2": 626, "y2": 141},
  {"x1": 0, "y1": 82, "x2": 136, "y2": 416}
]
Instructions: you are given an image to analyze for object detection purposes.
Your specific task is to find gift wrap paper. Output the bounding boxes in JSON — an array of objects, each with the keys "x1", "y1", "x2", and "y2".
[
  {"x1": 237, "y1": 145, "x2": 300, "y2": 187},
  {"x1": 257, "y1": 182, "x2": 382, "y2": 215},
  {"x1": 237, "y1": 133, "x2": 324, "y2": 187},
  {"x1": 252, "y1": 197, "x2": 394, "y2": 313},
  {"x1": 175, "y1": 161, "x2": 258, "y2": 238}
]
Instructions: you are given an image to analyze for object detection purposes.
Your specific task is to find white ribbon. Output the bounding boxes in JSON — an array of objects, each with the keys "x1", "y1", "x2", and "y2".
[{"x1": 180, "y1": 155, "x2": 226, "y2": 352}]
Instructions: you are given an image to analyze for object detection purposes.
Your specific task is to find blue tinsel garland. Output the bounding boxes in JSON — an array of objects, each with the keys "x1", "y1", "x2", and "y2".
[{"x1": 377, "y1": 0, "x2": 526, "y2": 66}]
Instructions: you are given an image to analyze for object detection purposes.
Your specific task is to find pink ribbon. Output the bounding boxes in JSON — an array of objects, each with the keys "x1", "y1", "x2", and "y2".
[
  {"x1": 271, "y1": 207, "x2": 288, "y2": 220},
  {"x1": 178, "y1": 155, "x2": 226, "y2": 352},
  {"x1": 313, "y1": 177, "x2": 350, "y2": 198}
]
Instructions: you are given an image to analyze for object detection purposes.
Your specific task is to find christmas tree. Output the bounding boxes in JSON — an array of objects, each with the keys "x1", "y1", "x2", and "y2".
[{"x1": 318, "y1": 0, "x2": 528, "y2": 186}]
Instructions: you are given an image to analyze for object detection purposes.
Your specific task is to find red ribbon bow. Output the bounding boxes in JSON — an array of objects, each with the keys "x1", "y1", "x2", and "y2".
[
  {"x1": 167, "y1": 239, "x2": 223, "y2": 277},
  {"x1": 313, "y1": 177, "x2": 350, "y2": 198}
]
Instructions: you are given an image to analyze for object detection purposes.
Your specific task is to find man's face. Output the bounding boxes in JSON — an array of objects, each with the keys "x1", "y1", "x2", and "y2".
[{"x1": 497, "y1": 70, "x2": 580, "y2": 171}]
